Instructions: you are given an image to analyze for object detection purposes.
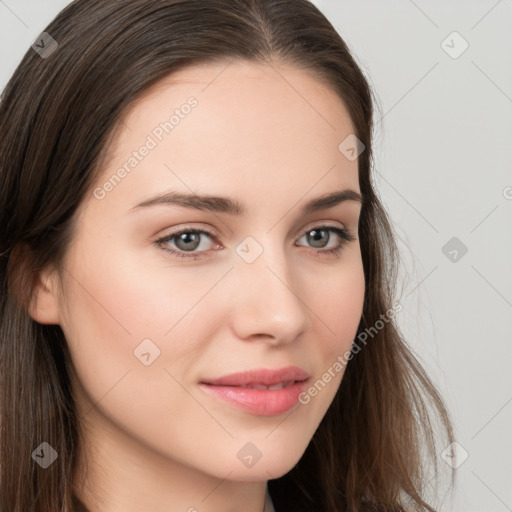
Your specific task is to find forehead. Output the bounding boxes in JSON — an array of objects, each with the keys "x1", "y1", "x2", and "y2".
[
  {"x1": 89, "y1": 59, "x2": 360, "y2": 215},
  {"x1": 112, "y1": 58, "x2": 356, "y2": 153},
  {"x1": 125, "y1": 58, "x2": 352, "y2": 120}
]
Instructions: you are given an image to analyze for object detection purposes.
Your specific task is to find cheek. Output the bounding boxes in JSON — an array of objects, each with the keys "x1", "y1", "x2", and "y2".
[
  {"x1": 292, "y1": 256, "x2": 365, "y2": 415},
  {"x1": 313, "y1": 257, "x2": 366, "y2": 358},
  {"x1": 58, "y1": 244, "x2": 229, "y2": 406},
  {"x1": 59, "y1": 254, "x2": 217, "y2": 458},
  {"x1": 61, "y1": 238, "x2": 223, "y2": 343}
]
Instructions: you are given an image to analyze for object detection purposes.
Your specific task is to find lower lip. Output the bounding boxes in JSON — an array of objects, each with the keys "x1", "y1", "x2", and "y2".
[{"x1": 199, "y1": 380, "x2": 308, "y2": 416}]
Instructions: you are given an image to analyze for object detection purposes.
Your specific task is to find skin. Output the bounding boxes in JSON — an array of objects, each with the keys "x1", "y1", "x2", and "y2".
[{"x1": 29, "y1": 59, "x2": 365, "y2": 512}]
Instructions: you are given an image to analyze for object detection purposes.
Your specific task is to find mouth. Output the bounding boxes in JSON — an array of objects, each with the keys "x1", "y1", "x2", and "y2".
[
  {"x1": 199, "y1": 366, "x2": 310, "y2": 416},
  {"x1": 222, "y1": 380, "x2": 297, "y2": 390},
  {"x1": 200, "y1": 365, "x2": 310, "y2": 388}
]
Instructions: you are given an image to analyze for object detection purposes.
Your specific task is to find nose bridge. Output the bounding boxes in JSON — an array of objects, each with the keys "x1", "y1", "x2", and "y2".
[{"x1": 229, "y1": 234, "x2": 311, "y2": 342}]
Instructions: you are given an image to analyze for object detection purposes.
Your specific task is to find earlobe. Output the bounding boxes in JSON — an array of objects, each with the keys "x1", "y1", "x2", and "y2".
[{"x1": 28, "y1": 270, "x2": 61, "y2": 325}]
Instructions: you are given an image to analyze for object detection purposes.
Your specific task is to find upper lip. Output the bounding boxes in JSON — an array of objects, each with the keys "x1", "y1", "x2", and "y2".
[{"x1": 200, "y1": 365, "x2": 310, "y2": 387}]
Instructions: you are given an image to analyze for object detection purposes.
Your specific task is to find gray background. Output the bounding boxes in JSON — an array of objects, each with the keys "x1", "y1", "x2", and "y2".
[{"x1": 1, "y1": 0, "x2": 511, "y2": 510}]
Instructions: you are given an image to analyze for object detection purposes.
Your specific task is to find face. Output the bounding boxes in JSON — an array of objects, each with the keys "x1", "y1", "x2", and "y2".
[{"x1": 36, "y1": 59, "x2": 365, "y2": 497}]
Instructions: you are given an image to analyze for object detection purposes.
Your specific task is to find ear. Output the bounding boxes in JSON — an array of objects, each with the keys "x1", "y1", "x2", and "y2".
[{"x1": 28, "y1": 267, "x2": 61, "y2": 325}]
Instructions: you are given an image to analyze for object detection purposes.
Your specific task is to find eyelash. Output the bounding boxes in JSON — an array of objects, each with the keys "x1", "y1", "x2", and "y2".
[{"x1": 155, "y1": 225, "x2": 356, "y2": 261}]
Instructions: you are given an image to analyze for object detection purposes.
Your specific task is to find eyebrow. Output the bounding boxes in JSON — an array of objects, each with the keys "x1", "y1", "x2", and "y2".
[{"x1": 130, "y1": 188, "x2": 363, "y2": 216}]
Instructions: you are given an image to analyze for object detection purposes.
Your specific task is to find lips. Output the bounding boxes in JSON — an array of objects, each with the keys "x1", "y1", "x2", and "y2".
[
  {"x1": 241, "y1": 380, "x2": 295, "y2": 390},
  {"x1": 199, "y1": 366, "x2": 310, "y2": 416},
  {"x1": 200, "y1": 365, "x2": 310, "y2": 388}
]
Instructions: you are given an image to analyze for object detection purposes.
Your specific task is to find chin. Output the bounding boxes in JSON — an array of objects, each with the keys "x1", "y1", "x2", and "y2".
[
  {"x1": 224, "y1": 463, "x2": 295, "y2": 482},
  {"x1": 222, "y1": 444, "x2": 307, "y2": 482}
]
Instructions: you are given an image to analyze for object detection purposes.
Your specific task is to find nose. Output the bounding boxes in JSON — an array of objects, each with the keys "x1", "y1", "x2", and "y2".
[{"x1": 227, "y1": 242, "x2": 312, "y2": 345}]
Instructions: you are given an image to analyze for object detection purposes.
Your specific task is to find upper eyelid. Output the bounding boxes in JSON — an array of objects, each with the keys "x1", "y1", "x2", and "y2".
[
  {"x1": 159, "y1": 221, "x2": 349, "y2": 239},
  {"x1": 157, "y1": 223, "x2": 354, "y2": 247}
]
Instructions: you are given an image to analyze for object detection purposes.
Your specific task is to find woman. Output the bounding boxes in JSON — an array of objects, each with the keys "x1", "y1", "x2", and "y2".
[{"x1": 0, "y1": 0, "x2": 455, "y2": 511}]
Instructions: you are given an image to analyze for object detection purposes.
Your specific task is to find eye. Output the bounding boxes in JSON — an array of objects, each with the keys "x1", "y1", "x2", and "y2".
[
  {"x1": 155, "y1": 228, "x2": 217, "y2": 260},
  {"x1": 155, "y1": 225, "x2": 356, "y2": 260},
  {"x1": 296, "y1": 225, "x2": 356, "y2": 257}
]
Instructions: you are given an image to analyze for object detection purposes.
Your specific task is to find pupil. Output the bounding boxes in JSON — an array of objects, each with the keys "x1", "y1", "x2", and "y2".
[
  {"x1": 177, "y1": 232, "x2": 199, "y2": 250},
  {"x1": 309, "y1": 229, "x2": 328, "y2": 248}
]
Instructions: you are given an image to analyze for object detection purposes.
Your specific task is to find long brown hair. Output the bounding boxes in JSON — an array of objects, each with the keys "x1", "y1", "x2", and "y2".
[{"x1": 0, "y1": 0, "x2": 455, "y2": 510}]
